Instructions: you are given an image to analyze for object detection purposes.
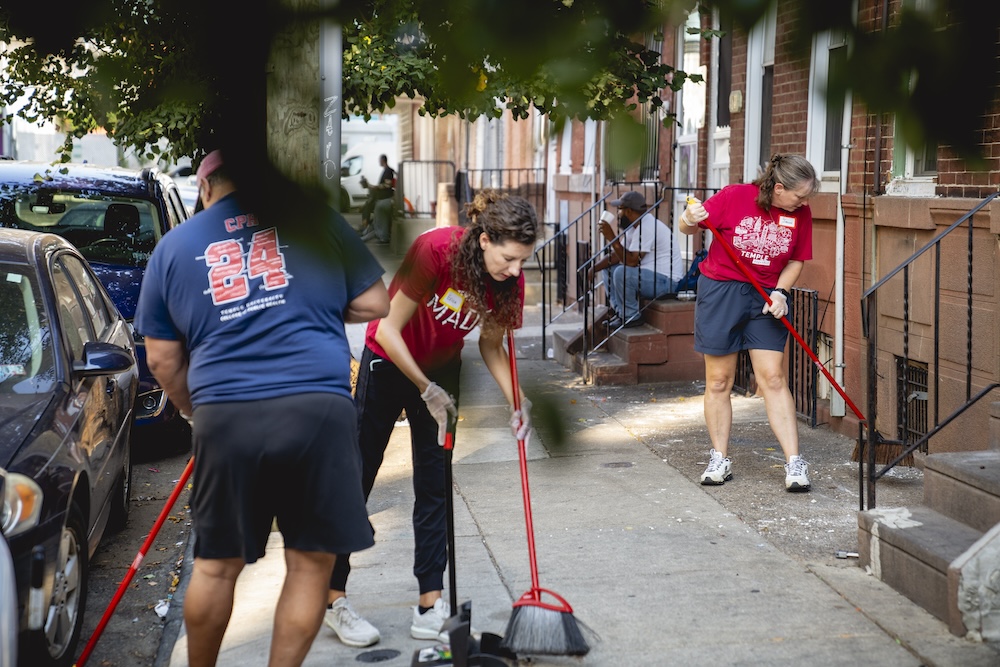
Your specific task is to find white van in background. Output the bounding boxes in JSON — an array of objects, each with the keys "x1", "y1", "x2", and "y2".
[{"x1": 341, "y1": 142, "x2": 399, "y2": 210}]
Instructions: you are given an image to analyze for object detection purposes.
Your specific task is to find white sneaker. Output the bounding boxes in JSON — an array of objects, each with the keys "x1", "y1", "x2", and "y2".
[
  {"x1": 411, "y1": 598, "x2": 450, "y2": 642},
  {"x1": 324, "y1": 597, "x2": 380, "y2": 648},
  {"x1": 700, "y1": 449, "x2": 733, "y2": 485},
  {"x1": 785, "y1": 455, "x2": 811, "y2": 491}
]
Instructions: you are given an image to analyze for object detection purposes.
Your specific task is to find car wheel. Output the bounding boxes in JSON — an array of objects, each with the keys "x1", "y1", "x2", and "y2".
[
  {"x1": 21, "y1": 504, "x2": 88, "y2": 667},
  {"x1": 107, "y1": 423, "x2": 133, "y2": 532}
]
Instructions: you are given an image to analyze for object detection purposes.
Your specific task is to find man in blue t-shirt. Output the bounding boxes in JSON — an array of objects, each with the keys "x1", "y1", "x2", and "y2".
[{"x1": 135, "y1": 150, "x2": 389, "y2": 667}]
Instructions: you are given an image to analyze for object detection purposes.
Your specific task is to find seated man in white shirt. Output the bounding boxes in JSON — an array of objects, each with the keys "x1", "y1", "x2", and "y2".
[{"x1": 599, "y1": 191, "x2": 683, "y2": 328}]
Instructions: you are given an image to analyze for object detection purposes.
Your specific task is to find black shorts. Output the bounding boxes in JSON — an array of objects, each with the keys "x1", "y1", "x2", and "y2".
[
  {"x1": 694, "y1": 275, "x2": 789, "y2": 355},
  {"x1": 190, "y1": 392, "x2": 374, "y2": 563}
]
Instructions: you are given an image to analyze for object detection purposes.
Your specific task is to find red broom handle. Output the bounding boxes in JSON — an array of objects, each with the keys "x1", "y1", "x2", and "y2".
[
  {"x1": 687, "y1": 197, "x2": 865, "y2": 422},
  {"x1": 75, "y1": 456, "x2": 195, "y2": 667},
  {"x1": 507, "y1": 331, "x2": 541, "y2": 592}
]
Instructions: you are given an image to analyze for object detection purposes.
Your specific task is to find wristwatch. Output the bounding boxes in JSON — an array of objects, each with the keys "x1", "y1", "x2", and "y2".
[{"x1": 774, "y1": 287, "x2": 791, "y2": 300}]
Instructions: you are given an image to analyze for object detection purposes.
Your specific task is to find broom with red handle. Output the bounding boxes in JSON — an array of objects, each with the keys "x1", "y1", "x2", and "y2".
[
  {"x1": 75, "y1": 456, "x2": 195, "y2": 667},
  {"x1": 685, "y1": 196, "x2": 865, "y2": 422},
  {"x1": 499, "y1": 330, "x2": 591, "y2": 657}
]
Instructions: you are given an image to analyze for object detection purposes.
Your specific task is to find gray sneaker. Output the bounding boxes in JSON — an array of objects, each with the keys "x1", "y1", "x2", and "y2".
[
  {"x1": 785, "y1": 455, "x2": 811, "y2": 491},
  {"x1": 324, "y1": 597, "x2": 380, "y2": 648},
  {"x1": 700, "y1": 448, "x2": 733, "y2": 485}
]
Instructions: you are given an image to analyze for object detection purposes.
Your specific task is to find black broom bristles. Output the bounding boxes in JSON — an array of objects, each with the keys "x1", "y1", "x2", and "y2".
[
  {"x1": 501, "y1": 603, "x2": 594, "y2": 657},
  {"x1": 500, "y1": 589, "x2": 597, "y2": 657}
]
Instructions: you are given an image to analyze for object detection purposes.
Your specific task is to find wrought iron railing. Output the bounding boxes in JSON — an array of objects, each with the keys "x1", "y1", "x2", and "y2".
[
  {"x1": 859, "y1": 191, "x2": 1000, "y2": 509},
  {"x1": 535, "y1": 184, "x2": 717, "y2": 360},
  {"x1": 732, "y1": 287, "x2": 819, "y2": 427},
  {"x1": 398, "y1": 160, "x2": 457, "y2": 217}
]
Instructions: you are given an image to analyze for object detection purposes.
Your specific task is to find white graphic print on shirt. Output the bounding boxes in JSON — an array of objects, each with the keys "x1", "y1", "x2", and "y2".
[
  {"x1": 731, "y1": 215, "x2": 792, "y2": 267},
  {"x1": 427, "y1": 291, "x2": 480, "y2": 331}
]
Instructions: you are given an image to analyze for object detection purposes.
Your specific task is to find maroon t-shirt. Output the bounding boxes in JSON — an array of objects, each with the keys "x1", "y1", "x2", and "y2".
[{"x1": 365, "y1": 226, "x2": 525, "y2": 372}]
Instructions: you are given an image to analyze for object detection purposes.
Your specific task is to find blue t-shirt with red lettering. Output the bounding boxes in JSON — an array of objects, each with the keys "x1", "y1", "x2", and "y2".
[
  {"x1": 135, "y1": 193, "x2": 384, "y2": 405},
  {"x1": 365, "y1": 226, "x2": 524, "y2": 372}
]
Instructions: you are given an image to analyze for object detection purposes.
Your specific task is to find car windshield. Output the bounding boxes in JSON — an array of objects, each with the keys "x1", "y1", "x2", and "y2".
[
  {"x1": 0, "y1": 265, "x2": 55, "y2": 395},
  {"x1": 0, "y1": 188, "x2": 161, "y2": 268}
]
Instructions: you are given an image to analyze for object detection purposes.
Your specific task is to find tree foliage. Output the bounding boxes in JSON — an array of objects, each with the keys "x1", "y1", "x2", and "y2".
[
  {"x1": 0, "y1": 0, "x2": 700, "y2": 164},
  {"x1": 0, "y1": 0, "x2": 996, "y2": 165}
]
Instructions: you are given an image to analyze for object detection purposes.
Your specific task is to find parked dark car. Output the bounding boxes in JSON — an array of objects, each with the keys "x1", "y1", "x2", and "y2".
[
  {"x1": 0, "y1": 161, "x2": 190, "y2": 448},
  {"x1": 1, "y1": 527, "x2": 16, "y2": 667},
  {"x1": 0, "y1": 229, "x2": 138, "y2": 666}
]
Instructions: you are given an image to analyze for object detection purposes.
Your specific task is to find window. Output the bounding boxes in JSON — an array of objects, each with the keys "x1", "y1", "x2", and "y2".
[
  {"x1": 823, "y1": 31, "x2": 848, "y2": 172},
  {"x1": 605, "y1": 31, "x2": 667, "y2": 183},
  {"x1": 51, "y1": 260, "x2": 93, "y2": 362},
  {"x1": 896, "y1": 357, "x2": 928, "y2": 451},
  {"x1": 886, "y1": 0, "x2": 939, "y2": 195},
  {"x1": 58, "y1": 255, "x2": 112, "y2": 340},
  {"x1": 0, "y1": 267, "x2": 54, "y2": 394},
  {"x1": 715, "y1": 14, "x2": 733, "y2": 128},
  {"x1": 744, "y1": 2, "x2": 777, "y2": 180}
]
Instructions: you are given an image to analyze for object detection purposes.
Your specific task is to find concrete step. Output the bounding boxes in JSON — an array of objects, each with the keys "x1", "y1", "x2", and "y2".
[
  {"x1": 640, "y1": 298, "x2": 696, "y2": 335},
  {"x1": 583, "y1": 350, "x2": 637, "y2": 386},
  {"x1": 858, "y1": 505, "x2": 983, "y2": 629},
  {"x1": 608, "y1": 324, "x2": 667, "y2": 365},
  {"x1": 923, "y1": 451, "x2": 1000, "y2": 533}
]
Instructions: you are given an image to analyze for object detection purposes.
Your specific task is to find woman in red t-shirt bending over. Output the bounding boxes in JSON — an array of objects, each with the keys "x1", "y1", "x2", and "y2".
[
  {"x1": 680, "y1": 154, "x2": 819, "y2": 493},
  {"x1": 324, "y1": 190, "x2": 538, "y2": 648}
]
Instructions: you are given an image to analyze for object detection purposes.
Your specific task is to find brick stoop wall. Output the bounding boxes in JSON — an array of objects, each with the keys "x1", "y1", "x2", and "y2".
[
  {"x1": 857, "y1": 402, "x2": 1000, "y2": 642},
  {"x1": 552, "y1": 299, "x2": 704, "y2": 385}
]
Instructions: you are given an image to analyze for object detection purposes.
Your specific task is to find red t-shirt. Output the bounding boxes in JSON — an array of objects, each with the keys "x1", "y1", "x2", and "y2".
[
  {"x1": 365, "y1": 226, "x2": 525, "y2": 372},
  {"x1": 699, "y1": 183, "x2": 813, "y2": 287}
]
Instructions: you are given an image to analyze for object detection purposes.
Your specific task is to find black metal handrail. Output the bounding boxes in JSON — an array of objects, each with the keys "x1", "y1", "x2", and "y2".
[
  {"x1": 859, "y1": 191, "x2": 999, "y2": 509},
  {"x1": 398, "y1": 160, "x2": 457, "y2": 216},
  {"x1": 535, "y1": 194, "x2": 612, "y2": 356},
  {"x1": 535, "y1": 184, "x2": 717, "y2": 361}
]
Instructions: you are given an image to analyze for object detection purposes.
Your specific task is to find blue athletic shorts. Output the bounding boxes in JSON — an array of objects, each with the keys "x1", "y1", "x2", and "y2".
[
  {"x1": 190, "y1": 392, "x2": 374, "y2": 563},
  {"x1": 694, "y1": 275, "x2": 789, "y2": 355}
]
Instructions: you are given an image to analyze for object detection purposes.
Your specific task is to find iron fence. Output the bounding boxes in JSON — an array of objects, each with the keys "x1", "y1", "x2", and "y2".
[
  {"x1": 732, "y1": 288, "x2": 819, "y2": 428},
  {"x1": 398, "y1": 160, "x2": 456, "y2": 217},
  {"x1": 859, "y1": 191, "x2": 1000, "y2": 509}
]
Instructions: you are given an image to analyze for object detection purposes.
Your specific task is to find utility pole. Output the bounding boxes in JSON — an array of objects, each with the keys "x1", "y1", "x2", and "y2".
[
  {"x1": 320, "y1": 1, "x2": 343, "y2": 208},
  {"x1": 266, "y1": 0, "x2": 340, "y2": 207}
]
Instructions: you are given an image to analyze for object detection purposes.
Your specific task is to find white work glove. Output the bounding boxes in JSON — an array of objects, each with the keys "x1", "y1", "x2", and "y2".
[
  {"x1": 682, "y1": 198, "x2": 708, "y2": 227},
  {"x1": 421, "y1": 382, "x2": 457, "y2": 445},
  {"x1": 510, "y1": 397, "x2": 532, "y2": 441},
  {"x1": 763, "y1": 289, "x2": 788, "y2": 319}
]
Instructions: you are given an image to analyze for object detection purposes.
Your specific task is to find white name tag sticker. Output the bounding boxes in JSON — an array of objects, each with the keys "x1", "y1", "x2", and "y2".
[
  {"x1": 778, "y1": 215, "x2": 796, "y2": 228},
  {"x1": 440, "y1": 288, "x2": 465, "y2": 312}
]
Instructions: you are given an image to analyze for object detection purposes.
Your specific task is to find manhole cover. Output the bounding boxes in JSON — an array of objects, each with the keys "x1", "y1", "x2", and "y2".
[
  {"x1": 356, "y1": 648, "x2": 401, "y2": 663},
  {"x1": 602, "y1": 461, "x2": 634, "y2": 468}
]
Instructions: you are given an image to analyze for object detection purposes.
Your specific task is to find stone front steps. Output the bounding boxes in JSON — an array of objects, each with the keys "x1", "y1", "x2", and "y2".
[{"x1": 858, "y1": 407, "x2": 1000, "y2": 643}]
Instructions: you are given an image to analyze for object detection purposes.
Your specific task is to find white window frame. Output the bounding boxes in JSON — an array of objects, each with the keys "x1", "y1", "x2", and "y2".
[
  {"x1": 885, "y1": 0, "x2": 938, "y2": 197},
  {"x1": 806, "y1": 28, "x2": 851, "y2": 194}
]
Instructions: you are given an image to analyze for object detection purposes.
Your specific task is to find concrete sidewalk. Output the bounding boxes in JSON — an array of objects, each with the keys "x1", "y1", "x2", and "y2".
[
  {"x1": 165, "y1": 343, "x2": 999, "y2": 667},
  {"x1": 163, "y1": 227, "x2": 999, "y2": 666}
]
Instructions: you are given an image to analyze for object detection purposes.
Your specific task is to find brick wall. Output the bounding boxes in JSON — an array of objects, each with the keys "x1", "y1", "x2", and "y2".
[{"x1": 770, "y1": 4, "x2": 810, "y2": 157}]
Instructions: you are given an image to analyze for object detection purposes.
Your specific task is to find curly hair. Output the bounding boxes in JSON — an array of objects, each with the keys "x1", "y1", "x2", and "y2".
[
  {"x1": 450, "y1": 190, "x2": 538, "y2": 334},
  {"x1": 753, "y1": 154, "x2": 820, "y2": 210}
]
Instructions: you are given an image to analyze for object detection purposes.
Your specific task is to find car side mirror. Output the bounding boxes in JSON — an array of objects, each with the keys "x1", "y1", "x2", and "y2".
[{"x1": 72, "y1": 341, "x2": 135, "y2": 376}]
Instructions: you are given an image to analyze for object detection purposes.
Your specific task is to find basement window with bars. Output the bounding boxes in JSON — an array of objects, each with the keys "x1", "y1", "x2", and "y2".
[{"x1": 895, "y1": 357, "x2": 928, "y2": 451}]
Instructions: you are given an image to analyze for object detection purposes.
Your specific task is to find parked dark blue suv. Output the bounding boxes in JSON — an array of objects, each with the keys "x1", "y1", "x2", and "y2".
[{"x1": 0, "y1": 161, "x2": 191, "y2": 449}]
